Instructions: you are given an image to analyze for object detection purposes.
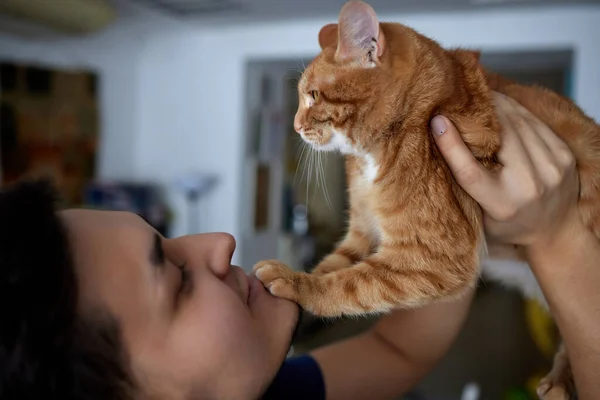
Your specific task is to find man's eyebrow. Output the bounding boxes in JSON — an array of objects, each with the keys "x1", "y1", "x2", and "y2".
[
  {"x1": 136, "y1": 213, "x2": 164, "y2": 268},
  {"x1": 137, "y1": 213, "x2": 156, "y2": 229},
  {"x1": 150, "y1": 233, "x2": 165, "y2": 268}
]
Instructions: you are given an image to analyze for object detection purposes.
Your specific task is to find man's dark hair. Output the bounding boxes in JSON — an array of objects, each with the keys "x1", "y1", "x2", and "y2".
[{"x1": 0, "y1": 179, "x2": 134, "y2": 399}]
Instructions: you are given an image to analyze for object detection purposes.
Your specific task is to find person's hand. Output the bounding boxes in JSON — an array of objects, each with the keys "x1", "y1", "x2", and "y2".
[{"x1": 431, "y1": 92, "x2": 580, "y2": 249}]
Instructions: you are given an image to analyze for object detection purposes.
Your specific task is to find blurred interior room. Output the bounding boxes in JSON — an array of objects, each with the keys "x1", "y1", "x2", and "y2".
[{"x1": 1, "y1": 0, "x2": 599, "y2": 398}]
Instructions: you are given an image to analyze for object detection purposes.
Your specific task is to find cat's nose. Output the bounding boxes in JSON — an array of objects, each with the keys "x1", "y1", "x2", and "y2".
[{"x1": 293, "y1": 114, "x2": 303, "y2": 134}]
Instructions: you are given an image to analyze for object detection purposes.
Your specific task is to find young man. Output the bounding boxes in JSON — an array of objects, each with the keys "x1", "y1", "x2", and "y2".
[
  {"x1": 0, "y1": 180, "x2": 469, "y2": 400},
  {"x1": 1, "y1": 94, "x2": 599, "y2": 399}
]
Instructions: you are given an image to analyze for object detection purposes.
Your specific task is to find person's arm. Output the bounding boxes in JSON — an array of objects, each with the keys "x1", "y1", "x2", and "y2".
[
  {"x1": 432, "y1": 92, "x2": 600, "y2": 398},
  {"x1": 311, "y1": 288, "x2": 474, "y2": 400},
  {"x1": 526, "y1": 215, "x2": 600, "y2": 398}
]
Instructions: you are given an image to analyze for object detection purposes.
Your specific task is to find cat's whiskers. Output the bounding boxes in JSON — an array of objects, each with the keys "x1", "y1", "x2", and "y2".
[
  {"x1": 287, "y1": 74, "x2": 301, "y2": 84},
  {"x1": 313, "y1": 148, "x2": 320, "y2": 202},
  {"x1": 294, "y1": 140, "x2": 308, "y2": 186},
  {"x1": 302, "y1": 143, "x2": 313, "y2": 209},
  {"x1": 307, "y1": 147, "x2": 313, "y2": 208},
  {"x1": 318, "y1": 150, "x2": 332, "y2": 209},
  {"x1": 287, "y1": 59, "x2": 307, "y2": 83},
  {"x1": 308, "y1": 147, "x2": 316, "y2": 205},
  {"x1": 296, "y1": 141, "x2": 334, "y2": 213}
]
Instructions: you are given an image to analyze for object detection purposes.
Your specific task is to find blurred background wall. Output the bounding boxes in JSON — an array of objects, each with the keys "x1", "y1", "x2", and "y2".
[{"x1": 1, "y1": 1, "x2": 598, "y2": 256}]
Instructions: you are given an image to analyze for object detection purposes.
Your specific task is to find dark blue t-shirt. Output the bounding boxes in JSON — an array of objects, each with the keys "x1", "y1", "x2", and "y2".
[{"x1": 262, "y1": 355, "x2": 325, "y2": 400}]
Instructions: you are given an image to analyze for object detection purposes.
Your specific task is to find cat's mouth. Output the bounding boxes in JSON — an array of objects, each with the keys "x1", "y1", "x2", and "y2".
[
  {"x1": 301, "y1": 129, "x2": 355, "y2": 154},
  {"x1": 300, "y1": 131, "x2": 335, "y2": 152},
  {"x1": 300, "y1": 132, "x2": 326, "y2": 146}
]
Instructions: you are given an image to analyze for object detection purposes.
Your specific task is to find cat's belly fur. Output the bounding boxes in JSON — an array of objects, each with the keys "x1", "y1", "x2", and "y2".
[{"x1": 481, "y1": 258, "x2": 548, "y2": 310}]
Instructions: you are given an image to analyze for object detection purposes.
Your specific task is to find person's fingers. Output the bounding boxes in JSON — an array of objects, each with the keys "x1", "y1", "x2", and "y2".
[
  {"x1": 493, "y1": 94, "x2": 545, "y2": 195},
  {"x1": 494, "y1": 92, "x2": 574, "y2": 186},
  {"x1": 431, "y1": 115, "x2": 498, "y2": 203},
  {"x1": 497, "y1": 93, "x2": 574, "y2": 169},
  {"x1": 491, "y1": 94, "x2": 524, "y2": 165},
  {"x1": 494, "y1": 93, "x2": 553, "y2": 174},
  {"x1": 492, "y1": 93, "x2": 552, "y2": 215}
]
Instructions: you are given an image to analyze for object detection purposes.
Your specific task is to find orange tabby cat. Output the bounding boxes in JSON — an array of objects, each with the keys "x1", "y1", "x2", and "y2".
[{"x1": 253, "y1": 1, "x2": 600, "y2": 397}]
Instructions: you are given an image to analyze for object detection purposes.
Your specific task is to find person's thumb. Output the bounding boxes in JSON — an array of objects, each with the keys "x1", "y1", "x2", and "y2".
[{"x1": 430, "y1": 115, "x2": 495, "y2": 203}]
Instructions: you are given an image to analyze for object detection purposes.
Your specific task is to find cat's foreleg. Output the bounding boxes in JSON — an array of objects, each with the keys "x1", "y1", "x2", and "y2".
[
  {"x1": 311, "y1": 227, "x2": 374, "y2": 276},
  {"x1": 253, "y1": 245, "x2": 477, "y2": 317}
]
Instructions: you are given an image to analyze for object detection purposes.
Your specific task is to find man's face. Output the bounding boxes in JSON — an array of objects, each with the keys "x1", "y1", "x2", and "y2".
[{"x1": 60, "y1": 209, "x2": 299, "y2": 399}]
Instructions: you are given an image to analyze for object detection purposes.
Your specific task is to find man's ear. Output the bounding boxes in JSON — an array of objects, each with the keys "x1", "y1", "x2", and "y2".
[
  {"x1": 335, "y1": 1, "x2": 385, "y2": 64},
  {"x1": 318, "y1": 23, "x2": 338, "y2": 50}
]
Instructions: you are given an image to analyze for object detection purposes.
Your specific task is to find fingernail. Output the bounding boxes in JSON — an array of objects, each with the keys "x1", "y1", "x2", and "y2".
[{"x1": 431, "y1": 115, "x2": 447, "y2": 136}]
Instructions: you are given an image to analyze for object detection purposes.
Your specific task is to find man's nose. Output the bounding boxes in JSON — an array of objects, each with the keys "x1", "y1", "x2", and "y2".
[
  {"x1": 206, "y1": 233, "x2": 236, "y2": 279},
  {"x1": 179, "y1": 232, "x2": 235, "y2": 279}
]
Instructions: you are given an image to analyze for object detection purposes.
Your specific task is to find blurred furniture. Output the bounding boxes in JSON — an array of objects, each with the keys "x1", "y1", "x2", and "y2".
[{"x1": 84, "y1": 181, "x2": 171, "y2": 236}]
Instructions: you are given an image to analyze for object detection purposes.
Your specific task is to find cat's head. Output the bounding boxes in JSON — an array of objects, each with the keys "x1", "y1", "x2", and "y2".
[{"x1": 294, "y1": 1, "x2": 417, "y2": 155}]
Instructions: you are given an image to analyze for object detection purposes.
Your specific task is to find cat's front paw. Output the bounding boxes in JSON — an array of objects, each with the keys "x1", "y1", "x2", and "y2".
[{"x1": 252, "y1": 260, "x2": 299, "y2": 302}]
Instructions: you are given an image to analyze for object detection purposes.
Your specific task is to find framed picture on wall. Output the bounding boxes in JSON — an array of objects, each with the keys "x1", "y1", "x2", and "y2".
[{"x1": 0, "y1": 61, "x2": 99, "y2": 206}]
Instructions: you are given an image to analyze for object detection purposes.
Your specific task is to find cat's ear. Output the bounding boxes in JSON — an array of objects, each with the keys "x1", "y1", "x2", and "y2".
[
  {"x1": 335, "y1": 1, "x2": 385, "y2": 64},
  {"x1": 318, "y1": 23, "x2": 338, "y2": 50}
]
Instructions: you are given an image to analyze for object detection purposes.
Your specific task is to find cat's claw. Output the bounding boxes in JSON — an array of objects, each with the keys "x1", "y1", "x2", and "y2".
[
  {"x1": 536, "y1": 376, "x2": 575, "y2": 400},
  {"x1": 252, "y1": 260, "x2": 299, "y2": 302},
  {"x1": 536, "y1": 342, "x2": 576, "y2": 400}
]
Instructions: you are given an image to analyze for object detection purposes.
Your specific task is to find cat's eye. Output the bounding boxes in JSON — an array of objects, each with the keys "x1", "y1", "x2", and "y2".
[{"x1": 310, "y1": 90, "x2": 320, "y2": 101}]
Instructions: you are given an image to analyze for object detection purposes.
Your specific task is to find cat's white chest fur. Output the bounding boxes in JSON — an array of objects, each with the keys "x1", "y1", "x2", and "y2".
[
  {"x1": 354, "y1": 154, "x2": 381, "y2": 244},
  {"x1": 362, "y1": 154, "x2": 379, "y2": 183}
]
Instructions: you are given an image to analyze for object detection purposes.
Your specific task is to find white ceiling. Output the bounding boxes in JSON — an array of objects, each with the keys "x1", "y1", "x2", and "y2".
[
  {"x1": 1, "y1": 0, "x2": 598, "y2": 39},
  {"x1": 121, "y1": 0, "x2": 600, "y2": 25}
]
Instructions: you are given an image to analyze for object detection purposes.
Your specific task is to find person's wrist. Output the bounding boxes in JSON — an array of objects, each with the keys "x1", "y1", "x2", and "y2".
[{"x1": 525, "y1": 207, "x2": 584, "y2": 264}]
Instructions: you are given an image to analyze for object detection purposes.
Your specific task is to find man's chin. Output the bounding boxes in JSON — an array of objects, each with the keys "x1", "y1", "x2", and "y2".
[
  {"x1": 256, "y1": 306, "x2": 300, "y2": 400},
  {"x1": 274, "y1": 304, "x2": 301, "y2": 376},
  {"x1": 256, "y1": 305, "x2": 307, "y2": 400},
  {"x1": 290, "y1": 306, "x2": 304, "y2": 344}
]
